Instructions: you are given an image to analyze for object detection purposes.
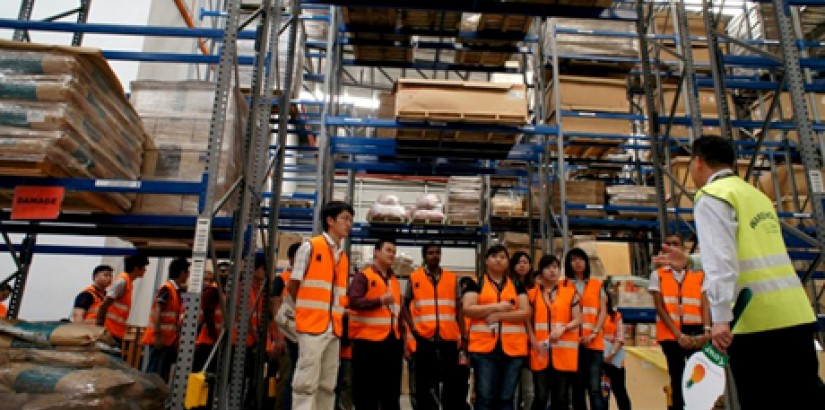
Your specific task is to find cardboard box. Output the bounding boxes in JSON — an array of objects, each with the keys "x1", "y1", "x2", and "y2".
[
  {"x1": 548, "y1": 114, "x2": 634, "y2": 135},
  {"x1": 660, "y1": 84, "x2": 733, "y2": 118},
  {"x1": 756, "y1": 164, "x2": 807, "y2": 200},
  {"x1": 376, "y1": 93, "x2": 396, "y2": 138},
  {"x1": 394, "y1": 79, "x2": 528, "y2": 125},
  {"x1": 545, "y1": 75, "x2": 630, "y2": 113},
  {"x1": 597, "y1": 242, "x2": 632, "y2": 276}
]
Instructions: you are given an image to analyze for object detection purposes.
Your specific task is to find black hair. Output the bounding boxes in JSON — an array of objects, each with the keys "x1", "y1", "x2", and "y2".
[
  {"x1": 536, "y1": 254, "x2": 561, "y2": 275},
  {"x1": 92, "y1": 265, "x2": 114, "y2": 281},
  {"x1": 374, "y1": 238, "x2": 396, "y2": 252},
  {"x1": 692, "y1": 135, "x2": 735, "y2": 168},
  {"x1": 124, "y1": 254, "x2": 149, "y2": 273},
  {"x1": 168, "y1": 257, "x2": 190, "y2": 280},
  {"x1": 421, "y1": 243, "x2": 441, "y2": 259},
  {"x1": 509, "y1": 251, "x2": 534, "y2": 288},
  {"x1": 254, "y1": 253, "x2": 267, "y2": 270},
  {"x1": 606, "y1": 289, "x2": 618, "y2": 319},
  {"x1": 287, "y1": 243, "x2": 301, "y2": 260},
  {"x1": 321, "y1": 201, "x2": 355, "y2": 231},
  {"x1": 0, "y1": 283, "x2": 11, "y2": 293},
  {"x1": 564, "y1": 247, "x2": 591, "y2": 279},
  {"x1": 485, "y1": 244, "x2": 509, "y2": 260}
]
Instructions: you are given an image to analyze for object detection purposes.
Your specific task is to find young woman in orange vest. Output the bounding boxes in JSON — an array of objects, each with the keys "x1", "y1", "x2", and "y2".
[
  {"x1": 564, "y1": 247, "x2": 607, "y2": 410},
  {"x1": 648, "y1": 234, "x2": 709, "y2": 410},
  {"x1": 528, "y1": 255, "x2": 581, "y2": 410},
  {"x1": 602, "y1": 291, "x2": 631, "y2": 410},
  {"x1": 348, "y1": 238, "x2": 404, "y2": 410},
  {"x1": 509, "y1": 251, "x2": 535, "y2": 410},
  {"x1": 97, "y1": 254, "x2": 149, "y2": 347},
  {"x1": 142, "y1": 257, "x2": 189, "y2": 383},
  {"x1": 462, "y1": 245, "x2": 531, "y2": 410},
  {"x1": 71, "y1": 265, "x2": 113, "y2": 324}
]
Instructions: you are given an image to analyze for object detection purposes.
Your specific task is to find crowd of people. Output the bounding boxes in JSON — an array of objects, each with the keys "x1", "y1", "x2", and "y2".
[{"x1": 58, "y1": 136, "x2": 821, "y2": 410}]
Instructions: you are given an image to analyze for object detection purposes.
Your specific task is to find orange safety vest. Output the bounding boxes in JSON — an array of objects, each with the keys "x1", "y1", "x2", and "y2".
[
  {"x1": 0, "y1": 304, "x2": 7, "y2": 318},
  {"x1": 232, "y1": 282, "x2": 265, "y2": 346},
  {"x1": 105, "y1": 272, "x2": 133, "y2": 339},
  {"x1": 656, "y1": 268, "x2": 705, "y2": 341},
  {"x1": 467, "y1": 275, "x2": 528, "y2": 357},
  {"x1": 570, "y1": 278, "x2": 605, "y2": 351},
  {"x1": 141, "y1": 281, "x2": 183, "y2": 347},
  {"x1": 603, "y1": 312, "x2": 625, "y2": 367},
  {"x1": 295, "y1": 236, "x2": 349, "y2": 336},
  {"x1": 409, "y1": 267, "x2": 460, "y2": 341},
  {"x1": 196, "y1": 283, "x2": 224, "y2": 345},
  {"x1": 81, "y1": 284, "x2": 106, "y2": 325},
  {"x1": 349, "y1": 266, "x2": 402, "y2": 341},
  {"x1": 528, "y1": 284, "x2": 579, "y2": 372}
]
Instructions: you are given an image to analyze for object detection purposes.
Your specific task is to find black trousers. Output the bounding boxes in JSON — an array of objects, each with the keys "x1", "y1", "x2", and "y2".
[
  {"x1": 413, "y1": 339, "x2": 470, "y2": 410},
  {"x1": 659, "y1": 324, "x2": 704, "y2": 410},
  {"x1": 602, "y1": 363, "x2": 631, "y2": 410},
  {"x1": 532, "y1": 365, "x2": 574, "y2": 410},
  {"x1": 728, "y1": 323, "x2": 819, "y2": 409},
  {"x1": 352, "y1": 337, "x2": 403, "y2": 410}
]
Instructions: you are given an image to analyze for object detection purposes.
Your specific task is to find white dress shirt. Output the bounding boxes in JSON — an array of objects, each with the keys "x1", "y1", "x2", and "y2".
[{"x1": 693, "y1": 169, "x2": 739, "y2": 324}]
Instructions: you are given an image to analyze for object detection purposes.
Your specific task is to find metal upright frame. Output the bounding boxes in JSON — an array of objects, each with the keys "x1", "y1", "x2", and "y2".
[{"x1": 13, "y1": 0, "x2": 93, "y2": 46}]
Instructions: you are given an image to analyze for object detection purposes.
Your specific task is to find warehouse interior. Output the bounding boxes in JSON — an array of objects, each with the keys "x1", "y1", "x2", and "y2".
[{"x1": 1, "y1": 0, "x2": 825, "y2": 409}]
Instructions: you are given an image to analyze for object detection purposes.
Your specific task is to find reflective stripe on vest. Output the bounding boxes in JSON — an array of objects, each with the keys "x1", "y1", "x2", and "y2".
[
  {"x1": 81, "y1": 285, "x2": 106, "y2": 325},
  {"x1": 528, "y1": 285, "x2": 578, "y2": 372},
  {"x1": 409, "y1": 267, "x2": 460, "y2": 341},
  {"x1": 656, "y1": 268, "x2": 704, "y2": 341},
  {"x1": 697, "y1": 176, "x2": 815, "y2": 334},
  {"x1": 467, "y1": 275, "x2": 528, "y2": 357},
  {"x1": 294, "y1": 236, "x2": 349, "y2": 337},
  {"x1": 348, "y1": 266, "x2": 401, "y2": 341},
  {"x1": 105, "y1": 272, "x2": 132, "y2": 339},
  {"x1": 141, "y1": 281, "x2": 182, "y2": 347},
  {"x1": 575, "y1": 278, "x2": 604, "y2": 351}
]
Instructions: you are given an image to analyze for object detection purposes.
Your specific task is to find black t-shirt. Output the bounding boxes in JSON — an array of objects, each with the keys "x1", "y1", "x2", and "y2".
[
  {"x1": 73, "y1": 291, "x2": 95, "y2": 310},
  {"x1": 272, "y1": 276, "x2": 286, "y2": 298}
]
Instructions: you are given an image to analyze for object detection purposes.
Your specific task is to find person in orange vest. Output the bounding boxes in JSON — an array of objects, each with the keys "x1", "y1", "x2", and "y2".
[
  {"x1": 401, "y1": 243, "x2": 468, "y2": 410},
  {"x1": 272, "y1": 242, "x2": 302, "y2": 410},
  {"x1": 71, "y1": 265, "x2": 114, "y2": 324},
  {"x1": 528, "y1": 255, "x2": 581, "y2": 410},
  {"x1": 509, "y1": 251, "x2": 535, "y2": 410},
  {"x1": 96, "y1": 254, "x2": 150, "y2": 347},
  {"x1": 0, "y1": 283, "x2": 11, "y2": 318},
  {"x1": 602, "y1": 291, "x2": 631, "y2": 410},
  {"x1": 564, "y1": 247, "x2": 607, "y2": 410},
  {"x1": 335, "y1": 313, "x2": 354, "y2": 410},
  {"x1": 649, "y1": 234, "x2": 709, "y2": 410},
  {"x1": 194, "y1": 268, "x2": 221, "y2": 373},
  {"x1": 462, "y1": 245, "x2": 531, "y2": 410},
  {"x1": 403, "y1": 320, "x2": 417, "y2": 410},
  {"x1": 142, "y1": 257, "x2": 189, "y2": 382},
  {"x1": 348, "y1": 238, "x2": 404, "y2": 410},
  {"x1": 288, "y1": 201, "x2": 353, "y2": 410}
]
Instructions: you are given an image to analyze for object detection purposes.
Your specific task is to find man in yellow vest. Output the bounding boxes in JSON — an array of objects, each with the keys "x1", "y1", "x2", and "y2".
[
  {"x1": 654, "y1": 136, "x2": 818, "y2": 409},
  {"x1": 96, "y1": 254, "x2": 149, "y2": 347},
  {"x1": 71, "y1": 264, "x2": 113, "y2": 324},
  {"x1": 348, "y1": 238, "x2": 404, "y2": 410},
  {"x1": 142, "y1": 257, "x2": 190, "y2": 382},
  {"x1": 649, "y1": 234, "x2": 710, "y2": 410},
  {"x1": 288, "y1": 201, "x2": 353, "y2": 410},
  {"x1": 401, "y1": 243, "x2": 469, "y2": 410}
]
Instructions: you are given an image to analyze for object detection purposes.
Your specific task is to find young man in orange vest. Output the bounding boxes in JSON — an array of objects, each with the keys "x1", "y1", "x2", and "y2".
[
  {"x1": 348, "y1": 238, "x2": 403, "y2": 410},
  {"x1": 71, "y1": 265, "x2": 114, "y2": 324},
  {"x1": 288, "y1": 201, "x2": 353, "y2": 410},
  {"x1": 401, "y1": 243, "x2": 469, "y2": 410},
  {"x1": 142, "y1": 257, "x2": 190, "y2": 383},
  {"x1": 97, "y1": 254, "x2": 150, "y2": 347},
  {"x1": 649, "y1": 234, "x2": 710, "y2": 410}
]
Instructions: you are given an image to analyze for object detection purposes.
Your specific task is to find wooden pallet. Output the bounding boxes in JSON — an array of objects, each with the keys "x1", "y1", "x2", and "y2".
[
  {"x1": 446, "y1": 217, "x2": 483, "y2": 227},
  {"x1": 564, "y1": 137, "x2": 622, "y2": 159},
  {"x1": 352, "y1": 45, "x2": 413, "y2": 62},
  {"x1": 367, "y1": 214, "x2": 407, "y2": 225},
  {"x1": 400, "y1": 10, "x2": 461, "y2": 30},
  {"x1": 410, "y1": 217, "x2": 445, "y2": 226},
  {"x1": 493, "y1": 209, "x2": 529, "y2": 218},
  {"x1": 396, "y1": 128, "x2": 521, "y2": 144},
  {"x1": 342, "y1": 7, "x2": 398, "y2": 27},
  {"x1": 477, "y1": 14, "x2": 533, "y2": 34},
  {"x1": 397, "y1": 110, "x2": 526, "y2": 126}
]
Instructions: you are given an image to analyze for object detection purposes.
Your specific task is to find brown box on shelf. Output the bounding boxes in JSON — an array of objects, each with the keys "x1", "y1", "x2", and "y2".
[
  {"x1": 597, "y1": 242, "x2": 632, "y2": 276},
  {"x1": 342, "y1": 7, "x2": 398, "y2": 26},
  {"x1": 550, "y1": 180, "x2": 606, "y2": 218},
  {"x1": 376, "y1": 93, "x2": 396, "y2": 138},
  {"x1": 394, "y1": 79, "x2": 528, "y2": 125},
  {"x1": 660, "y1": 84, "x2": 733, "y2": 118},
  {"x1": 756, "y1": 164, "x2": 808, "y2": 200},
  {"x1": 545, "y1": 75, "x2": 630, "y2": 114},
  {"x1": 547, "y1": 114, "x2": 633, "y2": 135}
]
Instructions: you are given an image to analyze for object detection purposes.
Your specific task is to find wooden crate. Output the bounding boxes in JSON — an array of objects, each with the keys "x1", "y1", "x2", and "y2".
[
  {"x1": 342, "y1": 7, "x2": 397, "y2": 27},
  {"x1": 122, "y1": 325, "x2": 146, "y2": 369},
  {"x1": 400, "y1": 10, "x2": 461, "y2": 30}
]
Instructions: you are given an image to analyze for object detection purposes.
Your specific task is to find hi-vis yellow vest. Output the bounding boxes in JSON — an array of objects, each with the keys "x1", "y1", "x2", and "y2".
[{"x1": 696, "y1": 175, "x2": 815, "y2": 334}]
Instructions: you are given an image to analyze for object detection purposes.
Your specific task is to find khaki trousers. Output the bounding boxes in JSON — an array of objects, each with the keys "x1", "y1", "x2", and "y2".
[{"x1": 292, "y1": 329, "x2": 340, "y2": 410}]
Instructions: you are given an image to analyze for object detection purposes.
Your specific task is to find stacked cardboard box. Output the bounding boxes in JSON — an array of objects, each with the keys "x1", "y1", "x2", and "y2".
[
  {"x1": 551, "y1": 179, "x2": 606, "y2": 218},
  {"x1": 755, "y1": 164, "x2": 807, "y2": 201},
  {"x1": 654, "y1": 13, "x2": 716, "y2": 70},
  {"x1": 375, "y1": 93, "x2": 396, "y2": 138},
  {"x1": 545, "y1": 18, "x2": 639, "y2": 60},
  {"x1": 750, "y1": 91, "x2": 825, "y2": 143},
  {"x1": 491, "y1": 193, "x2": 525, "y2": 216},
  {"x1": 446, "y1": 176, "x2": 483, "y2": 225},
  {"x1": 129, "y1": 81, "x2": 246, "y2": 215},
  {"x1": 608, "y1": 185, "x2": 658, "y2": 219},
  {"x1": 0, "y1": 40, "x2": 149, "y2": 213},
  {"x1": 615, "y1": 278, "x2": 655, "y2": 308}
]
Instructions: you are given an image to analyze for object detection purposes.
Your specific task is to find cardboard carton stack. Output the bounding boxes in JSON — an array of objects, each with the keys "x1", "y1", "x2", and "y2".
[
  {"x1": 129, "y1": 81, "x2": 246, "y2": 216},
  {"x1": 446, "y1": 176, "x2": 484, "y2": 225},
  {"x1": 608, "y1": 185, "x2": 658, "y2": 219},
  {"x1": 0, "y1": 40, "x2": 149, "y2": 213},
  {"x1": 658, "y1": 83, "x2": 734, "y2": 137},
  {"x1": 343, "y1": 8, "x2": 413, "y2": 63},
  {"x1": 749, "y1": 91, "x2": 825, "y2": 143},
  {"x1": 551, "y1": 179, "x2": 607, "y2": 219},
  {"x1": 755, "y1": 163, "x2": 807, "y2": 201},
  {"x1": 654, "y1": 13, "x2": 714, "y2": 69},
  {"x1": 545, "y1": 18, "x2": 639, "y2": 60}
]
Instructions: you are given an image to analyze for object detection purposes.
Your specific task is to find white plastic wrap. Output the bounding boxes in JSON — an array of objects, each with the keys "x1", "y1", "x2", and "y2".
[{"x1": 376, "y1": 193, "x2": 402, "y2": 206}]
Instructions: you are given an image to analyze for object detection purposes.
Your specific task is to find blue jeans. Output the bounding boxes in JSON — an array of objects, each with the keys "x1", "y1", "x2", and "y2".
[
  {"x1": 572, "y1": 347, "x2": 605, "y2": 410},
  {"x1": 144, "y1": 345, "x2": 177, "y2": 383},
  {"x1": 471, "y1": 349, "x2": 524, "y2": 410}
]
